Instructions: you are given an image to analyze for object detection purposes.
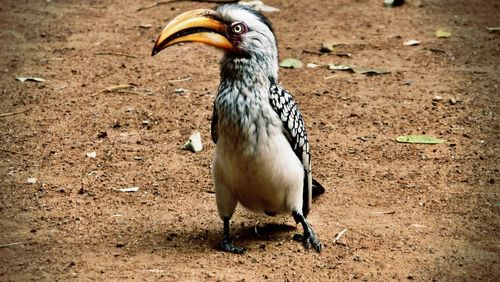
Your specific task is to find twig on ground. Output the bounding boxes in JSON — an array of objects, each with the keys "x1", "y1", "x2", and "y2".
[
  {"x1": 93, "y1": 84, "x2": 155, "y2": 96},
  {"x1": 140, "y1": 269, "x2": 166, "y2": 273},
  {"x1": 424, "y1": 47, "x2": 447, "y2": 54},
  {"x1": 137, "y1": 0, "x2": 238, "y2": 12},
  {"x1": 168, "y1": 76, "x2": 192, "y2": 83},
  {"x1": 334, "y1": 229, "x2": 347, "y2": 244},
  {"x1": 371, "y1": 210, "x2": 396, "y2": 215},
  {"x1": 93, "y1": 84, "x2": 134, "y2": 96},
  {"x1": 0, "y1": 242, "x2": 24, "y2": 248},
  {"x1": 116, "y1": 89, "x2": 154, "y2": 95},
  {"x1": 39, "y1": 57, "x2": 64, "y2": 62},
  {"x1": 0, "y1": 108, "x2": 31, "y2": 118},
  {"x1": 95, "y1": 51, "x2": 138, "y2": 58}
]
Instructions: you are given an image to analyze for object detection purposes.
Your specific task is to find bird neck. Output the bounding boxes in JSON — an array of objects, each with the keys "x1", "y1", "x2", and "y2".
[
  {"x1": 220, "y1": 52, "x2": 278, "y2": 87},
  {"x1": 216, "y1": 52, "x2": 282, "y2": 155}
]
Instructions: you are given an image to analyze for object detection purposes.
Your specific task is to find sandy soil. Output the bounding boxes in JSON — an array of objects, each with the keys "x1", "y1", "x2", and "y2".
[{"x1": 0, "y1": 0, "x2": 498, "y2": 280}]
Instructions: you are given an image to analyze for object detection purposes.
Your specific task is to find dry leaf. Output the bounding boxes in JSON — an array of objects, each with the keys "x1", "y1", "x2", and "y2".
[
  {"x1": 279, "y1": 58, "x2": 303, "y2": 69},
  {"x1": 436, "y1": 29, "x2": 451, "y2": 38},
  {"x1": 396, "y1": 135, "x2": 445, "y2": 144},
  {"x1": 328, "y1": 64, "x2": 390, "y2": 75}
]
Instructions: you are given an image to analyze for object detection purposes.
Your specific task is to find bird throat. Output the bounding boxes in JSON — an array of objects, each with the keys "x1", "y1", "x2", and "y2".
[{"x1": 216, "y1": 56, "x2": 279, "y2": 157}]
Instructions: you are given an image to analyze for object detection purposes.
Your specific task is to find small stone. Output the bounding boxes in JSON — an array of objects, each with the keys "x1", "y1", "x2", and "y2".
[
  {"x1": 433, "y1": 95, "x2": 443, "y2": 101},
  {"x1": 174, "y1": 88, "x2": 188, "y2": 95},
  {"x1": 306, "y1": 63, "x2": 319, "y2": 68},
  {"x1": 183, "y1": 131, "x2": 203, "y2": 153},
  {"x1": 320, "y1": 43, "x2": 334, "y2": 53},
  {"x1": 403, "y1": 39, "x2": 420, "y2": 46},
  {"x1": 86, "y1": 151, "x2": 97, "y2": 158},
  {"x1": 116, "y1": 187, "x2": 139, "y2": 192},
  {"x1": 27, "y1": 177, "x2": 37, "y2": 184},
  {"x1": 449, "y1": 97, "x2": 457, "y2": 105},
  {"x1": 97, "y1": 131, "x2": 107, "y2": 139}
]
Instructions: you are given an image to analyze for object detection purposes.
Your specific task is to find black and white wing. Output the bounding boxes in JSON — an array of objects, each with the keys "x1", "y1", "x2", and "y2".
[
  {"x1": 211, "y1": 103, "x2": 218, "y2": 144},
  {"x1": 269, "y1": 84, "x2": 324, "y2": 217}
]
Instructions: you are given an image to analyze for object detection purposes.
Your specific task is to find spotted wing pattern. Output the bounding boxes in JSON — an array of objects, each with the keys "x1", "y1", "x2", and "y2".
[{"x1": 269, "y1": 83, "x2": 312, "y2": 217}]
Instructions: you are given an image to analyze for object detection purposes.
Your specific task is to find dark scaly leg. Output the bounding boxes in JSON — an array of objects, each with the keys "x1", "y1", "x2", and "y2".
[
  {"x1": 220, "y1": 216, "x2": 246, "y2": 254},
  {"x1": 292, "y1": 211, "x2": 322, "y2": 252}
]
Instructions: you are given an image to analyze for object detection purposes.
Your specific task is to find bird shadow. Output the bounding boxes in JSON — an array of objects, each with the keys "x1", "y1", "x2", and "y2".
[
  {"x1": 125, "y1": 222, "x2": 298, "y2": 255},
  {"x1": 213, "y1": 221, "x2": 300, "y2": 252}
]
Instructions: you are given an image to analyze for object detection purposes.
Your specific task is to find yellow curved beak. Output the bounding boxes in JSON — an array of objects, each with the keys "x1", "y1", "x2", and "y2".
[{"x1": 151, "y1": 9, "x2": 233, "y2": 56}]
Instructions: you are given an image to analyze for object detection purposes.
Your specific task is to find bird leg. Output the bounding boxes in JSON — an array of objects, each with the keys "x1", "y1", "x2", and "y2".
[
  {"x1": 292, "y1": 211, "x2": 322, "y2": 252},
  {"x1": 221, "y1": 217, "x2": 246, "y2": 254}
]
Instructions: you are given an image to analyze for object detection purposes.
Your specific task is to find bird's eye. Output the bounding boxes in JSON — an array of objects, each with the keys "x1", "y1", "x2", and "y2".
[{"x1": 231, "y1": 22, "x2": 246, "y2": 35}]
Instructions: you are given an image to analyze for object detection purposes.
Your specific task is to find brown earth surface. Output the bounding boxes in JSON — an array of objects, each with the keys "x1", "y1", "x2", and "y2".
[{"x1": 1, "y1": 0, "x2": 499, "y2": 280}]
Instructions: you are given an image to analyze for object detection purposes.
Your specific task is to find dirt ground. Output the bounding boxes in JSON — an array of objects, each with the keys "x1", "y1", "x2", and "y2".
[{"x1": 0, "y1": 0, "x2": 498, "y2": 280}]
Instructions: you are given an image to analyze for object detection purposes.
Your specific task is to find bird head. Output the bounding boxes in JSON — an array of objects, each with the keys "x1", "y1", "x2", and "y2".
[{"x1": 152, "y1": 4, "x2": 279, "y2": 80}]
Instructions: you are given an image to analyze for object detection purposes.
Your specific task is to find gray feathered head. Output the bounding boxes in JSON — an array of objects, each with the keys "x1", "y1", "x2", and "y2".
[{"x1": 152, "y1": 4, "x2": 279, "y2": 79}]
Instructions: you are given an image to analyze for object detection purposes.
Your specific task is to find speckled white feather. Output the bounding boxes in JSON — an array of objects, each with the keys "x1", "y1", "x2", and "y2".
[{"x1": 211, "y1": 5, "x2": 306, "y2": 218}]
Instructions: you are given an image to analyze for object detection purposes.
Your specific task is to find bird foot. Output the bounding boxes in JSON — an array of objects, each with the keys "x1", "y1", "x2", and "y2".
[
  {"x1": 292, "y1": 211, "x2": 322, "y2": 252},
  {"x1": 221, "y1": 239, "x2": 246, "y2": 254},
  {"x1": 293, "y1": 232, "x2": 322, "y2": 252}
]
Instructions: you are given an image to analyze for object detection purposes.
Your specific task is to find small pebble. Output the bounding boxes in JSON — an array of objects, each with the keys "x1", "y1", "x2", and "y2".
[
  {"x1": 86, "y1": 151, "x2": 96, "y2": 158},
  {"x1": 27, "y1": 178, "x2": 37, "y2": 184},
  {"x1": 97, "y1": 131, "x2": 107, "y2": 139},
  {"x1": 433, "y1": 95, "x2": 443, "y2": 101},
  {"x1": 174, "y1": 88, "x2": 188, "y2": 95},
  {"x1": 183, "y1": 131, "x2": 203, "y2": 153}
]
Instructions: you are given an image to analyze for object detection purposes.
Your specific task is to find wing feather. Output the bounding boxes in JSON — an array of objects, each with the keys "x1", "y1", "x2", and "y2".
[
  {"x1": 211, "y1": 104, "x2": 218, "y2": 144},
  {"x1": 269, "y1": 83, "x2": 313, "y2": 217}
]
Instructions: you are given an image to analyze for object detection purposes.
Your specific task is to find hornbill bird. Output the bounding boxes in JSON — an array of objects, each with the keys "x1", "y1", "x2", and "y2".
[{"x1": 152, "y1": 4, "x2": 325, "y2": 253}]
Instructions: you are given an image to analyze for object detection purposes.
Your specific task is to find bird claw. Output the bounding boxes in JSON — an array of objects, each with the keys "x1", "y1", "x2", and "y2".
[
  {"x1": 293, "y1": 232, "x2": 322, "y2": 252},
  {"x1": 306, "y1": 233, "x2": 322, "y2": 252},
  {"x1": 221, "y1": 239, "x2": 246, "y2": 254}
]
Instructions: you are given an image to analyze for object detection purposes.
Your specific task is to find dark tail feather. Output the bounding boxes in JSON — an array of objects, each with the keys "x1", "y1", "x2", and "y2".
[{"x1": 312, "y1": 178, "x2": 325, "y2": 198}]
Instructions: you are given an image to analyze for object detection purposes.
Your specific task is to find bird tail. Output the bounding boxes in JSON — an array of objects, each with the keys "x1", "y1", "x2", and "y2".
[{"x1": 312, "y1": 178, "x2": 325, "y2": 198}]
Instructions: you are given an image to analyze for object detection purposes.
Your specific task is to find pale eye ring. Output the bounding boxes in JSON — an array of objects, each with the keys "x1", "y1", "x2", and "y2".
[{"x1": 231, "y1": 22, "x2": 246, "y2": 35}]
